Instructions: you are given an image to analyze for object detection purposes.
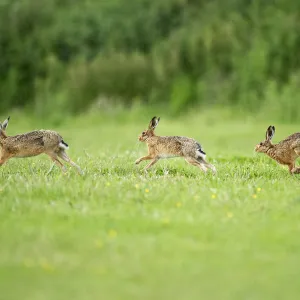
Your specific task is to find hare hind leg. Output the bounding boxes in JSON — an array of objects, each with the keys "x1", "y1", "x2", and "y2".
[
  {"x1": 290, "y1": 164, "x2": 300, "y2": 174},
  {"x1": 185, "y1": 157, "x2": 207, "y2": 173},
  {"x1": 46, "y1": 152, "x2": 67, "y2": 173},
  {"x1": 58, "y1": 150, "x2": 83, "y2": 175},
  {"x1": 292, "y1": 168, "x2": 300, "y2": 174},
  {"x1": 197, "y1": 157, "x2": 216, "y2": 174}
]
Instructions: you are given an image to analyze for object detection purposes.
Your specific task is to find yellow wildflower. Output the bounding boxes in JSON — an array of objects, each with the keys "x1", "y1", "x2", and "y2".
[
  {"x1": 39, "y1": 258, "x2": 54, "y2": 272},
  {"x1": 162, "y1": 218, "x2": 170, "y2": 225},
  {"x1": 227, "y1": 212, "x2": 233, "y2": 218},
  {"x1": 108, "y1": 229, "x2": 117, "y2": 238}
]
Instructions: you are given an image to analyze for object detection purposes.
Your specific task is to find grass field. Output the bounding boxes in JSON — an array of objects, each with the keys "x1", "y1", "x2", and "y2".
[{"x1": 1, "y1": 109, "x2": 300, "y2": 300}]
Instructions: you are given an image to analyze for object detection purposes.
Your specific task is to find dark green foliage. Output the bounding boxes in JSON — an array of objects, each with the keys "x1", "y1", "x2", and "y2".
[{"x1": 0, "y1": 0, "x2": 300, "y2": 120}]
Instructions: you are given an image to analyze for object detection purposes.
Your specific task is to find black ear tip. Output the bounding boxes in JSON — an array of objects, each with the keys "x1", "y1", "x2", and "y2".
[{"x1": 8, "y1": 116, "x2": 10, "y2": 120}]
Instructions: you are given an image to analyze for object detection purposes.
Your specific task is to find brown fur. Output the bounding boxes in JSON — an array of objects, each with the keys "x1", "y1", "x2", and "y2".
[
  {"x1": 0, "y1": 117, "x2": 82, "y2": 175},
  {"x1": 255, "y1": 125, "x2": 300, "y2": 174},
  {"x1": 135, "y1": 116, "x2": 216, "y2": 173}
]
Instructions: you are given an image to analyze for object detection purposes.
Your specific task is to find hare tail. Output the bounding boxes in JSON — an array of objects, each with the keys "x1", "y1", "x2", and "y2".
[
  {"x1": 195, "y1": 142, "x2": 206, "y2": 159},
  {"x1": 59, "y1": 140, "x2": 69, "y2": 150}
]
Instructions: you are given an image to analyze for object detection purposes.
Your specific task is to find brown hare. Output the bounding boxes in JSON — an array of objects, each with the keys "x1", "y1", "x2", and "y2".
[
  {"x1": 0, "y1": 116, "x2": 83, "y2": 175},
  {"x1": 255, "y1": 125, "x2": 300, "y2": 174},
  {"x1": 135, "y1": 116, "x2": 216, "y2": 173}
]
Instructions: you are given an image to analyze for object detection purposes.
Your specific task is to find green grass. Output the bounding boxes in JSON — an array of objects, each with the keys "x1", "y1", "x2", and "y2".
[{"x1": 0, "y1": 110, "x2": 299, "y2": 300}]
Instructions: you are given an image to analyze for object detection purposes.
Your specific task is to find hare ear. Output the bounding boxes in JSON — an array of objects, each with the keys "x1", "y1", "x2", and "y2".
[
  {"x1": 149, "y1": 116, "x2": 160, "y2": 130},
  {"x1": 266, "y1": 125, "x2": 275, "y2": 141},
  {"x1": 2, "y1": 116, "x2": 10, "y2": 130}
]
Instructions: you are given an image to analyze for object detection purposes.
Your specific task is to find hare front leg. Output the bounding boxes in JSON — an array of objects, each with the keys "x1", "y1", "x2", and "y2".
[
  {"x1": 135, "y1": 155, "x2": 153, "y2": 165},
  {"x1": 144, "y1": 157, "x2": 159, "y2": 170},
  {"x1": 0, "y1": 158, "x2": 7, "y2": 166},
  {"x1": 0, "y1": 151, "x2": 12, "y2": 167},
  {"x1": 292, "y1": 148, "x2": 300, "y2": 174},
  {"x1": 0, "y1": 157, "x2": 6, "y2": 166}
]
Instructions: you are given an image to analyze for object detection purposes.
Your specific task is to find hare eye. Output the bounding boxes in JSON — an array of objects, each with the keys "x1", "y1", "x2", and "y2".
[
  {"x1": 142, "y1": 132, "x2": 146, "y2": 135},
  {"x1": 260, "y1": 142, "x2": 263, "y2": 145}
]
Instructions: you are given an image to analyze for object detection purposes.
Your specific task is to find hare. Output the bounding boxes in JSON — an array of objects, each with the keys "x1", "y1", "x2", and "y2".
[
  {"x1": 0, "y1": 116, "x2": 83, "y2": 175},
  {"x1": 135, "y1": 116, "x2": 216, "y2": 173},
  {"x1": 255, "y1": 125, "x2": 300, "y2": 174}
]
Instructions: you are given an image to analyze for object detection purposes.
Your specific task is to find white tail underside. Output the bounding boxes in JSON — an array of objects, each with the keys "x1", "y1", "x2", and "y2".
[
  {"x1": 59, "y1": 142, "x2": 69, "y2": 150},
  {"x1": 196, "y1": 150, "x2": 206, "y2": 159}
]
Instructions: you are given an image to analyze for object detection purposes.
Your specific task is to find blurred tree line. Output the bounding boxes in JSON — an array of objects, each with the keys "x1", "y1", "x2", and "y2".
[{"x1": 0, "y1": 0, "x2": 299, "y2": 120}]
